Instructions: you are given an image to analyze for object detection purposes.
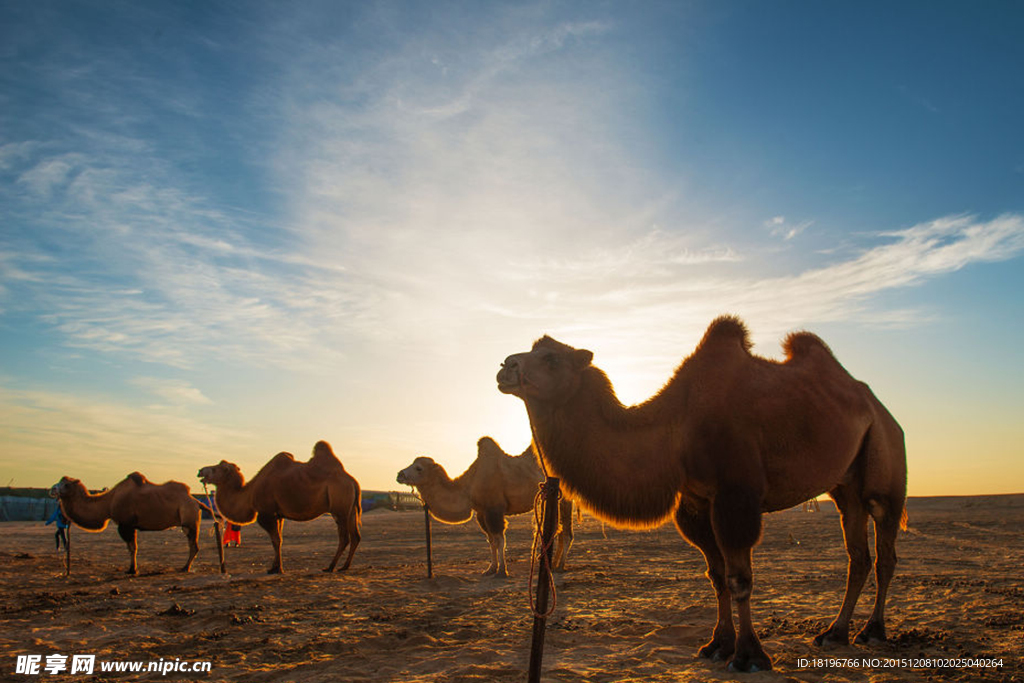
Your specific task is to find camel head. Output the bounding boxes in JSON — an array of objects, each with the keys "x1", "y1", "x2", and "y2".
[
  {"x1": 50, "y1": 476, "x2": 83, "y2": 500},
  {"x1": 198, "y1": 460, "x2": 243, "y2": 488},
  {"x1": 497, "y1": 335, "x2": 594, "y2": 404},
  {"x1": 396, "y1": 457, "x2": 440, "y2": 487}
]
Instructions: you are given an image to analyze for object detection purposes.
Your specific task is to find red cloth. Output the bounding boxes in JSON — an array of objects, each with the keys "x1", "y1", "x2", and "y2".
[{"x1": 223, "y1": 525, "x2": 241, "y2": 545}]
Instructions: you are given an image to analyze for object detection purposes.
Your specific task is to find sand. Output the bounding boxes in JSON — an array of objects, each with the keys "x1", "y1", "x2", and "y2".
[{"x1": 2, "y1": 495, "x2": 1021, "y2": 682}]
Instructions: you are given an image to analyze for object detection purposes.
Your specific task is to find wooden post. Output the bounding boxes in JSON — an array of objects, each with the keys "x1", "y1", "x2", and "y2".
[
  {"x1": 528, "y1": 476, "x2": 560, "y2": 683},
  {"x1": 204, "y1": 485, "x2": 226, "y2": 574},
  {"x1": 214, "y1": 518, "x2": 226, "y2": 574},
  {"x1": 423, "y1": 503, "x2": 433, "y2": 579},
  {"x1": 64, "y1": 523, "x2": 71, "y2": 577}
]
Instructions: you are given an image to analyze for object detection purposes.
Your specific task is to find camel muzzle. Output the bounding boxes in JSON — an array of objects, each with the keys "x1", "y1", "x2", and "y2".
[{"x1": 497, "y1": 356, "x2": 524, "y2": 394}]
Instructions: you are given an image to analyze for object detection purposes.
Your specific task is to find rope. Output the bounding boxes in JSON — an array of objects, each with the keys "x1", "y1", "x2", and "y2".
[
  {"x1": 201, "y1": 482, "x2": 228, "y2": 529},
  {"x1": 525, "y1": 405, "x2": 550, "y2": 479},
  {"x1": 527, "y1": 479, "x2": 560, "y2": 619}
]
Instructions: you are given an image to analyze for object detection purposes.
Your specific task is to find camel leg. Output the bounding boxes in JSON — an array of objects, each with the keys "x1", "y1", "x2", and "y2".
[
  {"x1": 339, "y1": 509, "x2": 361, "y2": 571},
  {"x1": 711, "y1": 491, "x2": 772, "y2": 673},
  {"x1": 257, "y1": 513, "x2": 284, "y2": 574},
  {"x1": 552, "y1": 497, "x2": 574, "y2": 572},
  {"x1": 488, "y1": 508, "x2": 509, "y2": 578},
  {"x1": 674, "y1": 503, "x2": 735, "y2": 662},
  {"x1": 324, "y1": 513, "x2": 357, "y2": 572},
  {"x1": 475, "y1": 513, "x2": 499, "y2": 575},
  {"x1": 815, "y1": 486, "x2": 871, "y2": 647},
  {"x1": 117, "y1": 524, "x2": 138, "y2": 576},
  {"x1": 477, "y1": 508, "x2": 509, "y2": 577},
  {"x1": 855, "y1": 498, "x2": 902, "y2": 644},
  {"x1": 181, "y1": 524, "x2": 199, "y2": 573}
]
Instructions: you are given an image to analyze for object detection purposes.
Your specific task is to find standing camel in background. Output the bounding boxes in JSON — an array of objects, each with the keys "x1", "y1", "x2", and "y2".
[
  {"x1": 497, "y1": 316, "x2": 907, "y2": 672},
  {"x1": 52, "y1": 473, "x2": 207, "y2": 575},
  {"x1": 198, "y1": 440, "x2": 361, "y2": 574},
  {"x1": 397, "y1": 437, "x2": 573, "y2": 577}
]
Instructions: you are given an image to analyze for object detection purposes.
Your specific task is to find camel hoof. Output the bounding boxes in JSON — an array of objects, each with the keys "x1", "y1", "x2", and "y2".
[
  {"x1": 267, "y1": 567, "x2": 282, "y2": 575},
  {"x1": 698, "y1": 640, "x2": 735, "y2": 662},
  {"x1": 727, "y1": 654, "x2": 773, "y2": 673},
  {"x1": 814, "y1": 631, "x2": 849, "y2": 648},
  {"x1": 854, "y1": 621, "x2": 887, "y2": 644}
]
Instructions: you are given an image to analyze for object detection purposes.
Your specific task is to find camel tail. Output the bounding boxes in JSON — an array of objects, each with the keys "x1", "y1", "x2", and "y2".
[
  {"x1": 350, "y1": 479, "x2": 363, "y2": 527},
  {"x1": 900, "y1": 506, "x2": 908, "y2": 531}
]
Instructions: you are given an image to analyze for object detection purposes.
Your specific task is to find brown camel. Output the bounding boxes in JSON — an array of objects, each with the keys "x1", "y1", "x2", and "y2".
[
  {"x1": 497, "y1": 316, "x2": 907, "y2": 672},
  {"x1": 396, "y1": 437, "x2": 573, "y2": 577},
  {"x1": 52, "y1": 473, "x2": 207, "y2": 575},
  {"x1": 197, "y1": 440, "x2": 361, "y2": 574}
]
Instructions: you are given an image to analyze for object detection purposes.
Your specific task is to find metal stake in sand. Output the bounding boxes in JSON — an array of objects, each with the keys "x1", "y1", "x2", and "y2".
[
  {"x1": 423, "y1": 503, "x2": 434, "y2": 579},
  {"x1": 528, "y1": 476, "x2": 561, "y2": 683},
  {"x1": 202, "y1": 483, "x2": 226, "y2": 574}
]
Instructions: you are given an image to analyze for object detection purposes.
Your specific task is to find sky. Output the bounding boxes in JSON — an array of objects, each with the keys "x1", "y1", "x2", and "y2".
[{"x1": 1, "y1": 1, "x2": 1022, "y2": 497}]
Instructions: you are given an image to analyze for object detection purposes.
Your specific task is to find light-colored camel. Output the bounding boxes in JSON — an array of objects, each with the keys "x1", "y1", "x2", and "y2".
[
  {"x1": 52, "y1": 473, "x2": 207, "y2": 575},
  {"x1": 396, "y1": 437, "x2": 573, "y2": 577},
  {"x1": 497, "y1": 316, "x2": 907, "y2": 672},
  {"x1": 197, "y1": 440, "x2": 361, "y2": 574}
]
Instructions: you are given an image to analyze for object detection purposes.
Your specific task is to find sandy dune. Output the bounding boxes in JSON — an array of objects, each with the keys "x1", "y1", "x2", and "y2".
[{"x1": 2, "y1": 495, "x2": 1021, "y2": 682}]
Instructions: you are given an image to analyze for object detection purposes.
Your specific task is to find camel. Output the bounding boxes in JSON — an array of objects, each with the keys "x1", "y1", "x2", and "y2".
[
  {"x1": 51, "y1": 473, "x2": 207, "y2": 575},
  {"x1": 396, "y1": 437, "x2": 573, "y2": 578},
  {"x1": 802, "y1": 498, "x2": 821, "y2": 512},
  {"x1": 497, "y1": 316, "x2": 907, "y2": 672},
  {"x1": 197, "y1": 440, "x2": 361, "y2": 574}
]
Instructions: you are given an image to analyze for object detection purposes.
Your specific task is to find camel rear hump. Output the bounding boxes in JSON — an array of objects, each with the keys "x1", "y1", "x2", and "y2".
[
  {"x1": 310, "y1": 440, "x2": 347, "y2": 474},
  {"x1": 782, "y1": 330, "x2": 836, "y2": 361}
]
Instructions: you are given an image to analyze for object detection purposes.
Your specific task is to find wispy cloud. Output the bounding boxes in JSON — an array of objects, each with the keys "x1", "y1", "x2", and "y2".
[
  {"x1": 0, "y1": 382, "x2": 251, "y2": 487},
  {"x1": 491, "y1": 213, "x2": 1024, "y2": 369},
  {"x1": 131, "y1": 377, "x2": 213, "y2": 406},
  {"x1": 765, "y1": 215, "x2": 814, "y2": 241}
]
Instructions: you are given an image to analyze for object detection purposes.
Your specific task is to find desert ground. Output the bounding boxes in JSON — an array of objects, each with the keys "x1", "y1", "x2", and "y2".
[{"x1": 2, "y1": 494, "x2": 1021, "y2": 682}]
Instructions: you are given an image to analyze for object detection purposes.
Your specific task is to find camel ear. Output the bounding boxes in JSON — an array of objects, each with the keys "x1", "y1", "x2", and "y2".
[{"x1": 573, "y1": 349, "x2": 593, "y2": 368}]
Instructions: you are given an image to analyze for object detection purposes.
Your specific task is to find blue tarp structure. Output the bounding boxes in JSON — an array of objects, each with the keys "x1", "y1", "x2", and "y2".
[{"x1": 0, "y1": 494, "x2": 60, "y2": 522}]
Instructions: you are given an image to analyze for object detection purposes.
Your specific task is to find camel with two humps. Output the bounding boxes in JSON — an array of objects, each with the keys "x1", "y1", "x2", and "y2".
[
  {"x1": 397, "y1": 437, "x2": 573, "y2": 577},
  {"x1": 497, "y1": 316, "x2": 907, "y2": 672},
  {"x1": 52, "y1": 473, "x2": 208, "y2": 575},
  {"x1": 198, "y1": 440, "x2": 361, "y2": 574}
]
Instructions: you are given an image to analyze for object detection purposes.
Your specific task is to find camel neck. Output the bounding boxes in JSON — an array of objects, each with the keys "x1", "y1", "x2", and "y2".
[
  {"x1": 417, "y1": 472, "x2": 473, "y2": 524},
  {"x1": 62, "y1": 487, "x2": 113, "y2": 530},
  {"x1": 525, "y1": 371, "x2": 686, "y2": 529},
  {"x1": 214, "y1": 476, "x2": 258, "y2": 525}
]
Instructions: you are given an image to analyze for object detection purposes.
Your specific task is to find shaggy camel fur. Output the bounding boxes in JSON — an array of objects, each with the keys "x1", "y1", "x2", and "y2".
[
  {"x1": 396, "y1": 437, "x2": 573, "y2": 577},
  {"x1": 198, "y1": 441, "x2": 361, "y2": 574},
  {"x1": 52, "y1": 473, "x2": 206, "y2": 575},
  {"x1": 497, "y1": 316, "x2": 907, "y2": 672}
]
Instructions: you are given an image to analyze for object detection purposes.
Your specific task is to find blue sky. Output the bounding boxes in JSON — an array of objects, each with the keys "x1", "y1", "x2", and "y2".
[{"x1": 2, "y1": 1, "x2": 1022, "y2": 495}]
